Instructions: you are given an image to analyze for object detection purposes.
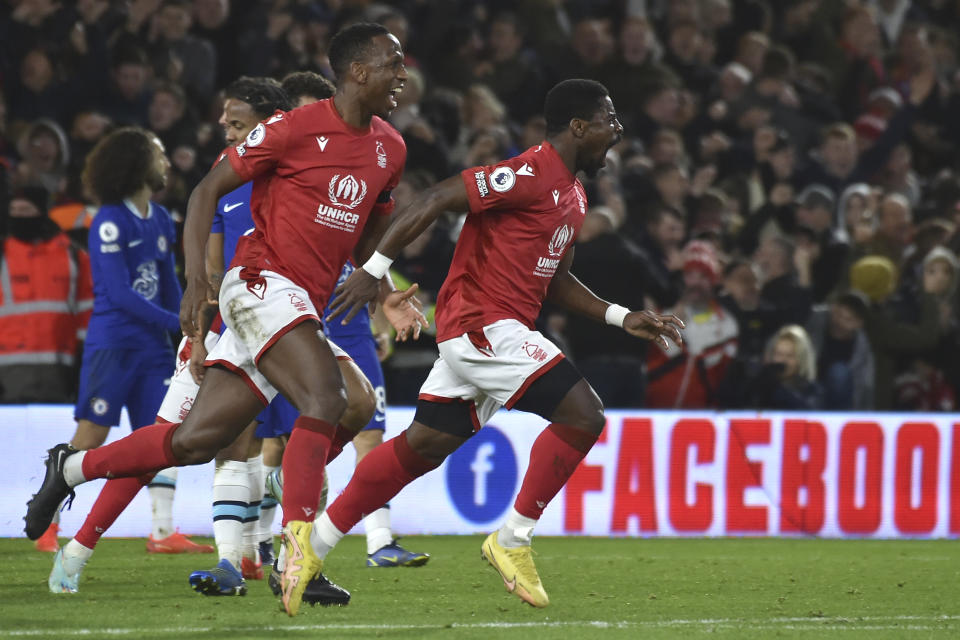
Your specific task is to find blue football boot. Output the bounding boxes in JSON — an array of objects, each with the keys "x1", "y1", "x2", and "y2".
[
  {"x1": 188, "y1": 558, "x2": 247, "y2": 596},
  {"x1": 367, "y1": 539, "x2": 430, "y2": 567}
]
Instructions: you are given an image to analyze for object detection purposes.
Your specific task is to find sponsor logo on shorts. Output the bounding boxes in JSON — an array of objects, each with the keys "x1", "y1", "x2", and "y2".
[
  {"x1": 521, "y1": 341, "x2": 549, "y2": 363},
  {"x1": 91, "y1": 397, "x2": 109, "y2": 416},
  {"x1": 288, "y1": 292, "x2": 309, "y2": 313},
  {"x1": 243, "y1": 270, "x2": 267, "y2": 299},
  {"x1": 178, "y1": 398, "x2": 193, "y2": 421},
  {"x1": 474, "y1": 171, "x2": 489, "y2": 197}
]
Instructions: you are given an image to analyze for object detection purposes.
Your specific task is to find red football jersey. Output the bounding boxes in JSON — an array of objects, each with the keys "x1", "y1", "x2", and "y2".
[
  {"x1": 226, "y1": 99, "x2": 406, "y2": 305},
  {"x1": 435, "y1": 142, "x2": 587, "y2": 342}
]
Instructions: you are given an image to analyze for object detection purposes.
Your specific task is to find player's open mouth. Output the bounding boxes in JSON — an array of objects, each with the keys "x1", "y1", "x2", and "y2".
[{"x1": 388, "y1": 86, "x2": 403, "y2": 108}]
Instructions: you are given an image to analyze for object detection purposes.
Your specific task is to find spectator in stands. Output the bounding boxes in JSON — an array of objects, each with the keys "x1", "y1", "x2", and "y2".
[
  {"x1": 753, "y1": 234, "x2": 813, "y2": 326},
  {"x1": 0, "y1": 187, "x2": 93, "y2": 403},
  {"x1": 12, "y1": 119, "x2": 70, "y2": 197},
  {"x1": 806, "y1": 290, "x2": 875, "y2": 410},
  {"x1": 626, "y1": 203, "x2": 684, "y2": 308},
  {"x1": 792, "y1": 185, "x2": 850, "y2": 302},
  {"x1": 850, "y1": 255, "x2": 941, "y2": 410},
  {"x1": 867, "y1": 192, "x2": 914, "y2": 265},
  {"x1": 148, "y1": 81, "x2": 195, "y2": 151},
  {"x1": 646, "y1": 240, "x2": 738, "y2": 408},
  {"x1": 100, "y1": 45, "x2": 153, "y2": 126},
  {"x1": 601, "y1": 16, "x2": 676, "y2": 133},
  {"x1": 150, "y1": 0, "x2": 217, "y2": 105},
  {"x1": 836, "y1": 182, "x2": 877, "y2": 245},
  {"x1": 717, "y1": 257, "x2": 780, "y2": 366},
  {"x1": 758, "y1": 324, "x2": 824, "y2": 410},
  {"x1": 474, "y1": 12, "x2": 544, "y2": 124}
]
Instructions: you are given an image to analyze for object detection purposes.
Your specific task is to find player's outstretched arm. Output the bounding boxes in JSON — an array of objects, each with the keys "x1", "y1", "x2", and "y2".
[
  {"x1": 180, "y1": 159, "x2": 245, "y2": 339},
  {"x1": 545, "y1": 248, "x2": 684, "y2": 349},
  {"x1": 328, "y1": 174, "x2": 468, "y2": 323}
]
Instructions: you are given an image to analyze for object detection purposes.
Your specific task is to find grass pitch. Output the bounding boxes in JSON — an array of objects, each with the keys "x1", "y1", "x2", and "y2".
[{"x1": 1, "y1": 536, "x2": 958, "y2": 639}]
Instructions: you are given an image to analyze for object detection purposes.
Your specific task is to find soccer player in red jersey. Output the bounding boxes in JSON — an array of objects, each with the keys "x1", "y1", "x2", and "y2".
[
  {"x1": 322, "y1": 79, "x2": 685, "y2": 608},
  {"x1": 25, "y1": 23, "x2": 424, "y2": 616}
]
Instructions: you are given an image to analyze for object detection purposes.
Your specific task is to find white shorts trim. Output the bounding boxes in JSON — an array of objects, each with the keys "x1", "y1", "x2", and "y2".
[
  {"x1": 418, "y1": 319, "x2": 564, "y2": 426},
  {"x1": 156, "y1": 332, "x2": 219, "y2": 423}
]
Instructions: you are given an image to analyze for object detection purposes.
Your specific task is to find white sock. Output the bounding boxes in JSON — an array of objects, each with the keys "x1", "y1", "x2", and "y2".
[
  {"x1": 243, "y1": 455, "x2": 264, "y2": 560},
  {"x1": 497, "y1": 508, "x2": 538, "y2": 548},
  {"x1": 63, "y1": 452, "x2": 87, "y2": 487},
  {"x1": 363, "y1": 507, "x2": 393, "y2": 554},
  {"x1": 310, "y1": 511, "x2": 347, "y2": 560},
  {"x1": 258, "y1": 465, "x2": 279, "y2": 544},
  {"x1": 148, "y1": 468, "x2": 177, "y2": 539},
  {"x1": 62, "y1": 538, "x2": 94, "y2": 576},
  {"x1": 212, "y1": 460, "x2": 248, "y2": 568}
]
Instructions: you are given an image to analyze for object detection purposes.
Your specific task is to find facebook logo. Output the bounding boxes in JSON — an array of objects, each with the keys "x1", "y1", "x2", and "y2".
[{"x1": 447, "y1": 426, "x2": 517, "y2": 524}]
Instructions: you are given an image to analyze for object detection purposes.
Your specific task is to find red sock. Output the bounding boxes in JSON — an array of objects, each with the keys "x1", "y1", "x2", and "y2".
[
  {"x1": 281, "y1": 417, "x2": 336, "y2": 526},
  {"x1": 74, "y1": 472, "x2": 155, "y2": 548},
  {"x1": 326, "y1": 433, "x2": 437, "y2": 533},
  {"x1": 81, "y1": 422, "x2": 180, "y2": 480},
  {"x1": 325, "y1": 424, "x2": 355, "y2": 465},
  {"x1": 514, "y1": 423, "x2": 599, "y2": 519}
]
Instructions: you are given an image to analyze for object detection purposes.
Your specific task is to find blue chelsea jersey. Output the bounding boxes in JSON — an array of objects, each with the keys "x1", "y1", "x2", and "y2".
[
  {"x1": 211, "y1": 181, "x2": 254, "y2": 269},
  {"x1": 324, "y1": 261, "x2": 371, "y2": 339},
  {"x1": 85, "y1": 200, "x2": 182, "y2": 350}
]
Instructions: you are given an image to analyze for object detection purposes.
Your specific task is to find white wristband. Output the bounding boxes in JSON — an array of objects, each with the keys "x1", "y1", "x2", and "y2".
[
  {"x1": 361, "y1": 251, "x2": 393, "y2": 279},
  {"x1": 605, "y1": 304, "x2": 630, "y2": 328}
]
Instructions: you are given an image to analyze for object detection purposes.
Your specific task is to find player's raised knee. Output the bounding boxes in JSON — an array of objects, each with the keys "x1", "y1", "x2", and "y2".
[
  {"x1": 296, "y1": 385, "x2": 349, "y2": 424},
  {"x1": 171, "y1": 428, "x2": 222, "y2": 465}
]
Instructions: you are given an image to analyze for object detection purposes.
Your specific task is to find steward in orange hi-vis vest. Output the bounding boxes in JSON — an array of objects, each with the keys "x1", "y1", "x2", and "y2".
[{"x1": 0, "y1": 189, "x2": 93, "y2": 402}]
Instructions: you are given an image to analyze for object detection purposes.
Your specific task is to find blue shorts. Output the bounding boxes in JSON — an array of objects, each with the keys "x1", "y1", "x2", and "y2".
[
  {"x1": 254, "y1": 334, "x2": 386, "y2": 438},
  {"x1": 75, "y1": 347, "x2": 174, "y2": 430}
]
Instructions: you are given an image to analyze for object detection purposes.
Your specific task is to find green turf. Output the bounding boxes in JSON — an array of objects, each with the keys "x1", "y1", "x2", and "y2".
[{"x1": 1, "y1": 536, "x2": 958, "y2": 639}]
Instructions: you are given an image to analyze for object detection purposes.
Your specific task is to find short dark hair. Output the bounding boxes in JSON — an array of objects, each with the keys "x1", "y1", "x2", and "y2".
[
  {"x1": 834, "y1": 290, "x2": 869, "y2": 321},
  {"x1": 543, "y1": 79, "x2": 610, "y2": 136},
  {"x1": 281, "y1": 71, "x2": 336, "y2": 103},
  {"x1": 153, "y1": 80, "x2": 186, "y2": 107},
  {"x1": 328, "y1": 22, "x2": 391, "y2": 81},
  {"x1": 224, "y1": 76, "x2": 291, "y2": 118},
  {"x1": 82, "y1": 127, "x2": 156, "y2": 204}
]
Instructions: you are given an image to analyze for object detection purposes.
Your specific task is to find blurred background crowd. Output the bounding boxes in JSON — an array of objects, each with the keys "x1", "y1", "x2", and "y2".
[{"x1": 1, "y1": 0, "x2": 959, "y2": 412}]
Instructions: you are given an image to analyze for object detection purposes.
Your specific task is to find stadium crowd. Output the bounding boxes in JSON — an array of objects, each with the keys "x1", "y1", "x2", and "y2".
[{"x1": 1, "y1": 0, "x2": 959, "y2": 412}]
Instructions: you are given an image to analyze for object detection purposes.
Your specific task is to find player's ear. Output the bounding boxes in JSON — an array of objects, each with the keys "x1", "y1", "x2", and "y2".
[
  {"x1": 570, "y1": 117, "x2": 586, "y2": 138},
  {"x1": 350, "y1": 60, "x2": 368, "y2": 84}
]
